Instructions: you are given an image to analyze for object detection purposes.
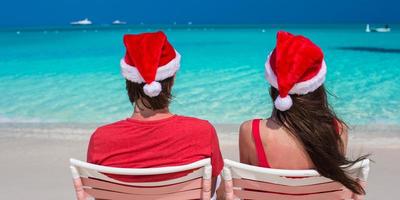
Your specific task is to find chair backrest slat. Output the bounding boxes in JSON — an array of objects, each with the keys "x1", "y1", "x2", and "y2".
[
  {"x1": 222, "y1": 159, "x2": 370, "y2": 200},
  {"x1": 69, "y1": 158, "x2": 212, "y2": 200},
  {"x1": 233, "y1": 178, "x2": 346, "y2": 194},
  {"x1": 230, "y1": 167, "x2": 332, "y2": 186},
  {"x1": 85, "y1": 187, "x2": 203, "y2": 200},
  {"x1": 81, "y1": 177, "x2": 203, "y2": 195},
  {"x1": 233, "y1": 189, "x2": 354, "y2": 200},
  {"x1": 78, "y1": 165, "x2": 205, "y2": 187}
]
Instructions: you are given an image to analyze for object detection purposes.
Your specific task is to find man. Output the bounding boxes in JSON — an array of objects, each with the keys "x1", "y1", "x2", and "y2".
[{"x1": 87, "y1": 31, "x2": 223, "y2": 197}]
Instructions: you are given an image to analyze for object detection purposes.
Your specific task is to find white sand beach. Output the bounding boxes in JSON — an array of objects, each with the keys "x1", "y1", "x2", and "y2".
[{"x1": 0, "y1": 123, "x2": 399, "y2": 200}]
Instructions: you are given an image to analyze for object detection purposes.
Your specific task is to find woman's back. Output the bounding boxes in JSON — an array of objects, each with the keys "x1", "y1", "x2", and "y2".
[{"x1": 239, "y1": 118, "x2": 348, "y2": 170}]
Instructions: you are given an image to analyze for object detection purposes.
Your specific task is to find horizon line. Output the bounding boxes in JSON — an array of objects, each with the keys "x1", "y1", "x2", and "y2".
[{"x1": 1, "y1": 23, "x2": 399, "y2": 30}]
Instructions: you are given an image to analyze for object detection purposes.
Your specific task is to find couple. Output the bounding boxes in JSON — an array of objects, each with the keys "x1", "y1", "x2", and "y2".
[{"x1": 87, "y1": 31, "x2": 366, "y2": 198}]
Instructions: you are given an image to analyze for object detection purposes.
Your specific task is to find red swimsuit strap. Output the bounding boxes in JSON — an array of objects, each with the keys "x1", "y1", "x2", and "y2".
[
  {"x1": 251, "y1": 119, "x2": 339, "y2": 169},
  {"x1": 251, "y1": 119, "x2": 271, "y2": 168}
]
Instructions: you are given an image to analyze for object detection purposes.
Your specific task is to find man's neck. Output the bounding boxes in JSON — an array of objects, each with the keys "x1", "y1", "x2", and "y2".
[{"x1": 131, "y1": 106, "x2": 173, "y2": 121}]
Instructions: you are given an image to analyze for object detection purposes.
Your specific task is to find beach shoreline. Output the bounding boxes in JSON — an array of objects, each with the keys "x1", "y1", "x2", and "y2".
[
  {"x1": 0, "y1": 123, "x2": 399, "y2": 199},
  {"x1": 1, "y1": 122, "x2": 400, "y2": 146}
]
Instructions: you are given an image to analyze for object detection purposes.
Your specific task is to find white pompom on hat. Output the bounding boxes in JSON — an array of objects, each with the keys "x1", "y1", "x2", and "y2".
[
  {"x1": 120, "y1": 31, "x2": 180, "y2": 97},
  {"x1": 265, "y1": 31, "x2": 327, "y2": 111},
  {"x1": 143, "y1": 81, "x2": 162, "y2": 97},
  {"x1": 274, "y1": 95, "x2": 293, "y2": 112}
]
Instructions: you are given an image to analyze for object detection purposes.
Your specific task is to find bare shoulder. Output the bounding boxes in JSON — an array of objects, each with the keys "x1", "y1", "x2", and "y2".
[
  {"x1": 337, "y1": 122, "x2": 349, "y2": 151},
  {"x1": 239, "y1": 120, "x2": 254, "y2": 163},
  {"x1": 239, "y1": 120, "x2": 252, "y2": 140},
  {"x1": 240, "y1": 120, "x2": 252, "y2": 131},
  {"x1": 337, "y1": 122, "x2": 349, "y2": 137},
  {"x1": 239, "y1": 120, "x2": 255, "y2": 149}
]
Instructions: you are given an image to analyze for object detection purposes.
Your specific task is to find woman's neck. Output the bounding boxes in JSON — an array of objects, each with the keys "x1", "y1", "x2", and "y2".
[
  {"x1": 269, "y1": 109, "x2": 282, "y2": 126},
  {"x1": 131, "y1": 105, "x2": 173, "y2": 121}
]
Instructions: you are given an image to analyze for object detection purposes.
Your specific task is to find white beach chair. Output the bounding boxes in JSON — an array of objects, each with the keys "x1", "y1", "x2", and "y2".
[
  {"x1": 222, "y1": 159, "x2": 370, "y2": 200},
  {"x1": 69, "y1": 158, "x2": 212, "y2": 200}
]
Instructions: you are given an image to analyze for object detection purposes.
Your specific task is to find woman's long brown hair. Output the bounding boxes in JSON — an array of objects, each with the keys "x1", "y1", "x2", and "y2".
[{"x1": 270, "y1": 85, "x2": 368, "y2": 195}]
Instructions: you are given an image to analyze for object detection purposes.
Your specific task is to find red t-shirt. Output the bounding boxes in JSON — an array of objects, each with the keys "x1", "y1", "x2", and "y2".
[{"x1": 87, "y1": 115, "x2": 223, "y2": 182}]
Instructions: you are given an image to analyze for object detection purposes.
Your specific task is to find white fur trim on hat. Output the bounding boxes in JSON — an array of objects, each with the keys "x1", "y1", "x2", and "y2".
[
  {"x1": 120, "y1": 50, "x2": 181, "y2": 83},
  {"x1": 274, "y1": 95, "x2": 293, "y2": 111},
  {"x1": 143, "y1": 81, "x2": 162, "y2": 97},
  {"x1": 265, "y1": 54, "x2": 327, "y2": 95}
]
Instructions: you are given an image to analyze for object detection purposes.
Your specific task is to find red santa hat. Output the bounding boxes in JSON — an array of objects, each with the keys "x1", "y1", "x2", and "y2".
[
  {"x1": 265, "y1": 31, "x2": 327, "y2": 111},
  {"x1": 120, "y1": 31, "x2": 180, "y2": 97}
]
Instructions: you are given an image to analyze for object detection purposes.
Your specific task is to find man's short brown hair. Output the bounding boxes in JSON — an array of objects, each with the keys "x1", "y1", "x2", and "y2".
[{"x1": 126, "y1": 77, "x2": 174, "y2": 110}]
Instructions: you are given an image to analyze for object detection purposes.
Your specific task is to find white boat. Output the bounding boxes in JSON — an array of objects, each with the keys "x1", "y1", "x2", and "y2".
[
  {"x1": 112, "y1": 20, "x2": 127, "y2": 25},
  {"x1": 374, "y1": 27, "x2": 391, "y2": 32},
  {"x1": 366, "y1": 24, "x2": 391, "y2": 33},
  {"x1": 365, "y1": 24, "x2": 371, "y2": 32},
  {"x1": 70, "y1": 18, "x2": 92, "y2": 25}
]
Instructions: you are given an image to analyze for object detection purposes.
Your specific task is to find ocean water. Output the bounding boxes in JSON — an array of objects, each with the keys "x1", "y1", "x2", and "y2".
[{"x1": 0, "y1": 25, "x2": 399, "y2": 125}]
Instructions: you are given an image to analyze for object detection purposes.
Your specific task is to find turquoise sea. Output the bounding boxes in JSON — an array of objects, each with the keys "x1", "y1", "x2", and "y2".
[{"x1": 0, "y1": 25, "x2": 399, "y2": 126}]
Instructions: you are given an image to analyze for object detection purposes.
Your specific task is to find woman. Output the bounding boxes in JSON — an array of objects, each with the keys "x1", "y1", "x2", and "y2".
[{"x1": 239, "y1": 31, "x2": 367, "y2": 195}]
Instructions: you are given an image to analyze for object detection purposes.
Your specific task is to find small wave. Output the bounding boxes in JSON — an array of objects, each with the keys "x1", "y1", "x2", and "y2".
[
  {"x1": 0, "y1": 122, "x2": 97, "y2": 140},
  {"x1": 0, "y1": 115, "x2": 44, "y2": 123}
]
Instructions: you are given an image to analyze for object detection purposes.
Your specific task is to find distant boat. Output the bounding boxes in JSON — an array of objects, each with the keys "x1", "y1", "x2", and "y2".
[
  {"x1": 366, "y1": 24, "x2": 391, "y2": 33},
  {"x1": 112, "y1": 20, "x2": 127, "y2": 25},
  {"x1": 70, "y1": 18, "x2": 92, "y2": 25}
]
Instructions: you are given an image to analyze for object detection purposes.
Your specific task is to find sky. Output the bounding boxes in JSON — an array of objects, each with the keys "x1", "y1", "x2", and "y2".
[{"x1": 0, "y1": 0, "x2": 399, "y2": 27}]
